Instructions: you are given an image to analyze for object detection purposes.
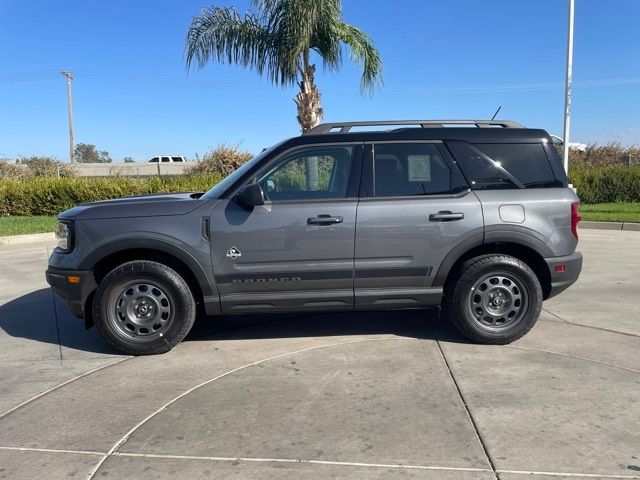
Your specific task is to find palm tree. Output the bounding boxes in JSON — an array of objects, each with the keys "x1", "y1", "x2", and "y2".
[{"x1": 185, "y1": 0, "x2": 382, "y2": 133}]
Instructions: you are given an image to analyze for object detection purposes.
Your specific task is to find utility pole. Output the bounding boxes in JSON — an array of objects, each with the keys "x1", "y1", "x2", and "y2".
[
  {"x1": 562, "y1": 0, "x2": 575, "y2": 174},
  {"x1": 60, "y1": 70, "x2": 75, "y2": 163}
]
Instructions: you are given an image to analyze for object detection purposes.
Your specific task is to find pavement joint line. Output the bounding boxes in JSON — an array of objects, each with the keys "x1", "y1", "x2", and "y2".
[
  {"x1": 506, "y1": 344, "x2": 640, "y2": 375},
  {"x1": 0, "y1": 446, "x2": 104, "y2": 456},
  {"x1": 1, "y1": 447, "x2": 637, "y2": 478},
  {"x1": 0, "y1": 356, "x2": 132, "y2": 420},
  {"x1": 87, "y1": 336, "x2": 403, "y2": 479},
  {"x1": 110, "y1": 452, "x2": 494, "y2": 472},
  {"x1": 543, "y1": 308, "x2": 640, "y2": 339},
  {"x1": 435, "y1": 339, "x2": 498, "y2": 480},
  {"x1": 496, "y1": 469, "x2": 640, "y2": 479}
]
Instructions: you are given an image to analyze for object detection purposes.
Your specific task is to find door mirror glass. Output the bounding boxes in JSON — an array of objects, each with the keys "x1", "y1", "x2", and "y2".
[
  {"x1": 266, "y1": 179, "x2": 275, "y2": 192},
  {"x1": 235, "y1": 183, "x2": 265, "y2": 208}
]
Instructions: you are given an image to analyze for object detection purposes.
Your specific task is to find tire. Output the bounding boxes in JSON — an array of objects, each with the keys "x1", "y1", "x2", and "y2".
[
  {"x1": 444, "y1": 255, "x2": 542, "y2": 344},
  {"x1": 92, "y1": 260, "x2": 196, "y2": 355}
]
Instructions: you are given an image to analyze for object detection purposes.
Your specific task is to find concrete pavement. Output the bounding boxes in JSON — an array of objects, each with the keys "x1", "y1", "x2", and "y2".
[{"x1": 0, "y1": 229, "x2": 639, "y2": 479}]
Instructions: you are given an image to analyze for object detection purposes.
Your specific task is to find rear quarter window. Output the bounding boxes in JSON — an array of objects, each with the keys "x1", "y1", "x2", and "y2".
[
  {"x1": 476, "y1": 143, "x2": 559, "y2": 188},
  {"x1": 447, "y1": 141, "x2": 561, "y2": 189}
]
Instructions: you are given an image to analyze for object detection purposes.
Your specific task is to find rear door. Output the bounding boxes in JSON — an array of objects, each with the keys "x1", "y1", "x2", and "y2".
[
  {"x1": 209, "y1": 143, "x2": 362, "y2": 313},
  {"x1": 354, "y1": 141, "x2": 483, "y2": 308}
]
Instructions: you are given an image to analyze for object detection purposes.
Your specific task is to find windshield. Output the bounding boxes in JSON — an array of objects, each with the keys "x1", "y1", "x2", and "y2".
[{"x1": 201, "y1": 144, "x2": 281, "y2": 199}]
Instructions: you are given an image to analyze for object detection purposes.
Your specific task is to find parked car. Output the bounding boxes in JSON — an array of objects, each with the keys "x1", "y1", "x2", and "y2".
[
  {"x1": 47, "y1": 119, "x2": 582, "y2": 355},
  {"x1": 147, "y1": 156, "x2": 187, "y2": 163}
]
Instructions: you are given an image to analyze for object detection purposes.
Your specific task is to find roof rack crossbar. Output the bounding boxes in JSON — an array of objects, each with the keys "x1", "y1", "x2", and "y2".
[{"x1": 304, "y1": 119, "x2": 524, "y2": 135}]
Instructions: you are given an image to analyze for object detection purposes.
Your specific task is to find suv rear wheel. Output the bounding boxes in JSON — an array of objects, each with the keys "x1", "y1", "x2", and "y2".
[
  {"x1": 93, "y1": 260, "x2": 196, "y2": 355},
  {"x1": 444, "y1": 255, "x2": 542, "y2": 344}
]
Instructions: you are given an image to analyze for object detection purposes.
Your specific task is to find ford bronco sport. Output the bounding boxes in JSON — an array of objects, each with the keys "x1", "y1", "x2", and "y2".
[{"x1": 46, "y1": 120, "x2": 582, "y2": 355}]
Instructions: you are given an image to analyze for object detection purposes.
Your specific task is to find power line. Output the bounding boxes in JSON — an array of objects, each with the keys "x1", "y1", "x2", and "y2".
[{"x1": 1, "y1": 69, "x2": 639, "y2": 93}]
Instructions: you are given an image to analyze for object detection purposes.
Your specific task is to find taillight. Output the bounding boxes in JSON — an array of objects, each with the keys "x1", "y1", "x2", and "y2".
[{"x1": 571, "y1": 202, "x2": 581, "y2": 239}]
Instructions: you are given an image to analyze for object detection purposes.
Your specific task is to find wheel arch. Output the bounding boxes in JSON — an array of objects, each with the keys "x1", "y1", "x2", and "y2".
[{"x1": 435, "y1": 239, "x2": 552, "y2": 300}]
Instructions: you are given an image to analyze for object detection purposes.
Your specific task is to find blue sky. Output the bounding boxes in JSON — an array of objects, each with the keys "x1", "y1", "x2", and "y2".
[{"x1": 0, "y1": 0, "x2": 638, "y2": 161}]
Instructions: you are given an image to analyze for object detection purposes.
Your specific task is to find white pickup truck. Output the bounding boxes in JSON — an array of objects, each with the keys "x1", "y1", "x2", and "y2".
[{"x1": 147, "y1": 156, "x2": 187, "y2": 163}]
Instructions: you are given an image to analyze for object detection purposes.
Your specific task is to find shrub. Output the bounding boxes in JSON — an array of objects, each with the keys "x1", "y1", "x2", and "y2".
[
  {"x1": 187, "y1": 144, "x2": 253, "y2": 176},
  {"x1": 568, "y1": 142, "x2": 640, "y2": 167},
  {"x1": 0, "y1": 174, "x2": 223, "y2": 216},
  {"x1": 0, "y1": 160, "x2": 29, "y2": 180},
  {"x1": 569, "y1": 164, "x2": 640, "y2": 203},
  {"x1": 18, "y1": 156, "x2": 75, "y2": 178},
  {"x1": 2, "y1": 160, "x2": 640, "y2": 217}
]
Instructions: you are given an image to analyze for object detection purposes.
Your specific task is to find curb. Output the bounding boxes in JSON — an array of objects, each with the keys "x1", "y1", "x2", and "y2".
[
  {"x1": 580, "y1": 221, "x2": 640, "y2": 231},
  {"x1": 0, "y1": 232, "x2": 55, "y2": 246}
]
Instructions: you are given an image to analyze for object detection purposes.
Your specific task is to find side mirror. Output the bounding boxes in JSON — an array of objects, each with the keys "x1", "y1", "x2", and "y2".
[{"x1": 235, "y1": 183, "x2": 265, "y2": 208}]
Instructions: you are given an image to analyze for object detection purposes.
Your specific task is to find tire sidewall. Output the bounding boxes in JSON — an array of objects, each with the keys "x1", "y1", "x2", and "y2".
[{"x1": 93, "y1": 261, "x2": 195, "y2": 355}]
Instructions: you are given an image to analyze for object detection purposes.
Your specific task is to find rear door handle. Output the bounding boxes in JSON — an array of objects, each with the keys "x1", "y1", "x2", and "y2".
[
  {"x1": 429, "y1": 211, "x2": 464, "y2": 222},
  {"x1": 307, "y1": 214, "x2": 343, "y2": 226}
]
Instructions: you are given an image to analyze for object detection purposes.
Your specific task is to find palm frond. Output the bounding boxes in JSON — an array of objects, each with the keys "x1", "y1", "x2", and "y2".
[
  {"x1": 335, "y1": 23, "x2": 383, "y2": 93},
  {"x1": 185, "y1": 1, "x2": 383, "y2": 94},
  {"x1": 185, "y1": 7, "x2": 295, "y2": 85},
  {"x1": 258, "y1": 0, "x2": 341, "y2": 68}
]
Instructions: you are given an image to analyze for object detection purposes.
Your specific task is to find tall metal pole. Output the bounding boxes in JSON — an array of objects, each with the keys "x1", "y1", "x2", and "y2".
[
  {"x1": 61, "y1": 70, "x2": 75, "y2": 164},
  {"x1": 562, "y1": 0, "x2": 575, "y2": 174}
]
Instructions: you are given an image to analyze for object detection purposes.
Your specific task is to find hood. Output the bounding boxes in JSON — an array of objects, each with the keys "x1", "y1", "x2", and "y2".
[{"x1": 59, "y1": 192, "x2": 207, "y2": 220}]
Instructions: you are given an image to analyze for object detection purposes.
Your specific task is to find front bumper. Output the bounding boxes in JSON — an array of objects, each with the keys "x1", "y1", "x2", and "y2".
[
  {"x1": 544, "y1": 251, "x2": 583, "y2": 299},
  {"x1": 45, "y1": 267, "x2": 97, "y2": 319}
]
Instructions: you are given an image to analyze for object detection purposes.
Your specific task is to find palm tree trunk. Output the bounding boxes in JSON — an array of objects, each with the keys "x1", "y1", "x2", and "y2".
[
  {"x1": 295, "y1": 64, "x2": 323, "y2": 133},
  {"x1": 295, "y1": 63, "x2": 323, "y2": 190}
]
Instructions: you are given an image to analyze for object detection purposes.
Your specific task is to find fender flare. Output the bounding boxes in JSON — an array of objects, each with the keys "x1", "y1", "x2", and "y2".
[
  {"x1": 78, "y1": 235, "x2": 214, "y2": 297},
  {"x1": 432, "y1": 227, "x2": 554, "y2": 287}
]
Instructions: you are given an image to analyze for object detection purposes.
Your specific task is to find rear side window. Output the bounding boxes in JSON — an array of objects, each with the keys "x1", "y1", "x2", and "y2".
[
  {"x1": 372, "y1": 143, "x2": 452, "y2": 197},
  {"x1": 447, "y1": 142, "x2": 560, "y2": 189},
  {"x1": 171, "y1": 156, "x2": 184, "y2": 162}
]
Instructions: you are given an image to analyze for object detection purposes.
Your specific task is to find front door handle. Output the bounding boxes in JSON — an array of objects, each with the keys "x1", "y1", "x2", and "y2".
[
  {"x1": 307, "y1": 214, "x2": 343, "y2": 226},
  {"x1": 429, "y1": 211, "x2": 464, "y2": 222}
]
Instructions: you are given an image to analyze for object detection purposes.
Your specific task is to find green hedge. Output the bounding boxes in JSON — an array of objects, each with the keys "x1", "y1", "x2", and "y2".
[
  {"x1": 0, "y1": 175, "x2": 222, "y2": 216},
  {"x1": 569, "y1": 165, "x2": 640, "y2": 204},
  {"x1": 1, "y1": 165, "x2": 639, "y2": 217}
]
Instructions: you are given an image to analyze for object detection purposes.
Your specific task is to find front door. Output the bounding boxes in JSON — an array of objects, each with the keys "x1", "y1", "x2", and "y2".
[
  {"x1": 354, "y1": 141, "x2": 483, "y2": 308},
  {"x1": 210, "y1": 144, "x2": 362, "y2": 313}
]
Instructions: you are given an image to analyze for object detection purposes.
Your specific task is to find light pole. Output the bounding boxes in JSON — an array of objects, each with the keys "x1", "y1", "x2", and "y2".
[
  {"x1": 562, "y1": 0, "x2": 575, "y2": 174},
  {"x1": 61, "y1": 70, "x2": 75, "y2": 164}
]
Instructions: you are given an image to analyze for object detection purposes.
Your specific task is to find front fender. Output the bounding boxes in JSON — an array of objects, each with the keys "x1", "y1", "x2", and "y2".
[{"x1": 77, "y1": 233, "x2": 215, "y2": 297}]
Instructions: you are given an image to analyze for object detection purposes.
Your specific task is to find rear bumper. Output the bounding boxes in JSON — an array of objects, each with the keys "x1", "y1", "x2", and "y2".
[
  {"x1": 45, "y1": 267, "x2": 97, "y2": 319},
  {"x1": 544, "y1": 252, "x2": 583, "y2": 299}
]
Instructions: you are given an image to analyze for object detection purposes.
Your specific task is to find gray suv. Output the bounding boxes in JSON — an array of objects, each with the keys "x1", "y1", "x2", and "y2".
[{"x1": 46, "y1": 120, "x2": 583, "y2": 355}]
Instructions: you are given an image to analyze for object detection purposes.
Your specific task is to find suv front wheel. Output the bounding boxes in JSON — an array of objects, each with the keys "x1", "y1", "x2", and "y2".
[
  {"x1": 444, "y1": 255, "x2": 543, "y2": 344},
  {"x1": 93, "y1": 260, "x2": 196, "y2": 355}
]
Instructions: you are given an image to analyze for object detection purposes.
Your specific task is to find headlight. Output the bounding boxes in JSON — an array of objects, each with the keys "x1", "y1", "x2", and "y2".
[{"x1": 54, "y1": 221, "x2": 73, "y2": 252}]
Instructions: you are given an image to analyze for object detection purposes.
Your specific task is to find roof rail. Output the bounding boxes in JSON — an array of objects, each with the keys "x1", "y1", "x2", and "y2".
[{"x1": 303, "y1": 119, "x2": 525, "y2": 135}]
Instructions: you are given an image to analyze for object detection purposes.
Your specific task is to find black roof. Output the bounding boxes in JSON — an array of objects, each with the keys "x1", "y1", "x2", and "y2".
[{"x1": 283, "y1": 126, "x2": 552, "y2": 149}]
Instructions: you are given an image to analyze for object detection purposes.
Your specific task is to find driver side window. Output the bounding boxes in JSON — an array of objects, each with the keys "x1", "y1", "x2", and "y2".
[{"x1": 257, "y1": 146, "x2": 354, "y2": 201}]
